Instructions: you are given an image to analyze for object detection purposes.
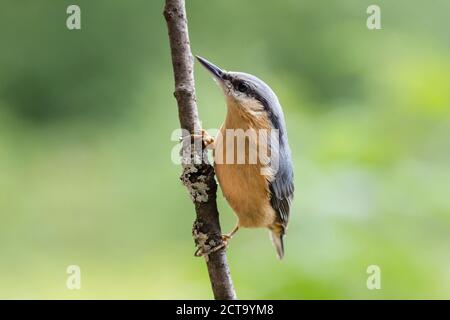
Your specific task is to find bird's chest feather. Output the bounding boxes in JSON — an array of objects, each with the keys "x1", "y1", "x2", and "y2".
[{"x1": 213, "y1": 100, "x2": 276, "y2": 228}]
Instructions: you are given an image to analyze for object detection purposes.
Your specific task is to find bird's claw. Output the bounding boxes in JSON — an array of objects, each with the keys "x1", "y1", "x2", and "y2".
[
  {"x1": 194, "y1": 240, "x2": 227, "y2": 258},
  {"x1": 221, "y1": 234, "x2": 232, "y2": 242},
  {"x1": 193, "y1": 225, "x2": 238, "y2": 258},
  {"x1": 201, "y1": 129, "x2": 215, "y2": 149},
  {"x1": 180, "y1": 129, "x2": 215, "y2": 149}
]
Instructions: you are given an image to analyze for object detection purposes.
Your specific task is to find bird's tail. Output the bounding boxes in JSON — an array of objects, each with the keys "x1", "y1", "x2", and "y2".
[{"x1": 269, "y1": 227, "x2": 285, "y2": 260}]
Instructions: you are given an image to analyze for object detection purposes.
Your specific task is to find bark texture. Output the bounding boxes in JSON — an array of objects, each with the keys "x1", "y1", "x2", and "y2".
[{"x1": 163, "y1": 0, "x2": 237, "y2": 300}]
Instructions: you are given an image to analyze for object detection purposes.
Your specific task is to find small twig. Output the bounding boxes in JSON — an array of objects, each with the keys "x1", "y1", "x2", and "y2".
[{"x1": 163, "y1": 0, "x2": 237, "y2": 300}]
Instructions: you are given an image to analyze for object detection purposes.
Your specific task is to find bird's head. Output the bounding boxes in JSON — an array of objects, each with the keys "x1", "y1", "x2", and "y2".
[{"x1": 196, "y1": 56, "x2": 285, "y2": 130}]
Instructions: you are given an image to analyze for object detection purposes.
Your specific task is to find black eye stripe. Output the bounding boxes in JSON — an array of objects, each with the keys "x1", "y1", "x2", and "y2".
[{"x1": 234, "y1": 81, "x2": 250, "y2": 93}]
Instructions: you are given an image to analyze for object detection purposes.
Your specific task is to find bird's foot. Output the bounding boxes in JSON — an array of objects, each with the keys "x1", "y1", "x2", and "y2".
[
  {"x1": 194, "y1": 239, "x2": 227, "y2": 257},
  {"x1": 181, "y1": 129, "x2": 214, "y2": 149},
  {"x1": 193, "y1": 224, "x2": 238, "y2": 258},
  {"x1": 199, "y1": 129, "x2": 215, "y2": 149},
  {"x1": 222, "y1": 225, "x2": 239, "y2": 243},
  {"x1": 218, "y1": 227, "x2": 239, "y2": 248},
  {"x1": 193, "y1": 222, "x2": 227, "y2": 258},
  {"x1": 221, "y1": 233, "x2": 233, "y2": 243},
  {"x1": 193, "y1": 233, "x2": 236, "y2": 258}
]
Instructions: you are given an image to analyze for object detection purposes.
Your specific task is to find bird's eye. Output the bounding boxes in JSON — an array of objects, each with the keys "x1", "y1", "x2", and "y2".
[{"x1": 236, "y1": 82, "x2": 250, "y2": 93}]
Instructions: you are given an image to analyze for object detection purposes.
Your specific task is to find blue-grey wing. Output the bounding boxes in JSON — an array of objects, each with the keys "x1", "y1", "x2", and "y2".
[
  {"x1": 248, "y1": 76, "x2": 294, "y2": 226},
  {"x1": 269, "y1": 153, "x2": 294, "y2": 225}
]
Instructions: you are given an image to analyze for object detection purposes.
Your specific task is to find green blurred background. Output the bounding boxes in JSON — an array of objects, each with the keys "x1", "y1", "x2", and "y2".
[{"x1": 0, "y1": 0, "x2": 449, "y2": 299}]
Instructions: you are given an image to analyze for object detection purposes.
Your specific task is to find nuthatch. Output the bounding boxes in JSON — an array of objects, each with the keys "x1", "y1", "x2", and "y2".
[{"x1": 196, "y1": 56, "x2": 294, "y2": 259}]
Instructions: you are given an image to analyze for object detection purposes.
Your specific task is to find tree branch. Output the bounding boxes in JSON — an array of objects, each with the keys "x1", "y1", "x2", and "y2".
[{"x1": 163, "y1": 0, "x2": 237, "y2": 300}]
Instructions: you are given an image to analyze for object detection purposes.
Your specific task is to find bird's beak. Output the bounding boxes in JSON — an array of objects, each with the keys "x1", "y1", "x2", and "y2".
[{"x1": 196, "y1": 56, "x2": 225, "y2": 82}]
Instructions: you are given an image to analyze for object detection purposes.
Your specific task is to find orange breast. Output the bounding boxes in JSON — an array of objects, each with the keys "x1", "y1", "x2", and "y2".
[{"x1": 213, "y1": 98, "x2": 276, "y2": 228}]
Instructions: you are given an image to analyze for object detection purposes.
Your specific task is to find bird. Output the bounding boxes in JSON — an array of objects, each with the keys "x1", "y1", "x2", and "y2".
[{"x1": 196, "y1": 56, "x2": 294, "y2": 259}]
